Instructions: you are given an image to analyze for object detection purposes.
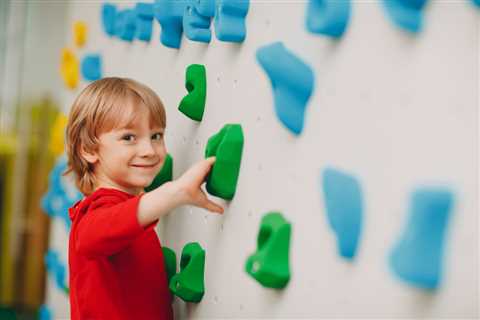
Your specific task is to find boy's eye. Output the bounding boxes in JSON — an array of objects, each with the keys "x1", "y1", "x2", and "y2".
[
  {"x1": 122, "y1": 134, "x2": 135, "y2": 142},
  {"x1": 152, "y1": 132, "x2": 164, "y2": 140}
]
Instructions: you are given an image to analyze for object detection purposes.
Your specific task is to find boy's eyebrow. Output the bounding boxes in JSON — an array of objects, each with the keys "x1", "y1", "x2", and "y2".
[{"x1": 115, "y1": 126, "x2": 165, "y2": 133}]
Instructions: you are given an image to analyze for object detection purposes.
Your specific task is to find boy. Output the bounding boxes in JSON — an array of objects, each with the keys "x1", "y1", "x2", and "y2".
[{"x1": 65, "y1": 77, "x2": 223, "y2": 319}]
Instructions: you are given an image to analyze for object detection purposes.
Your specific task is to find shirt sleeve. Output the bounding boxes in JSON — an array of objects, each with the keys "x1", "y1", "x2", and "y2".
[{"x1": 74, "y1": 193, "x2": 157, "y2": 258}]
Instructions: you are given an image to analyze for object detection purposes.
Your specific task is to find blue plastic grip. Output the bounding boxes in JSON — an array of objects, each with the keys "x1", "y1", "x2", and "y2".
[
  {"x1": 306, "y1": 0, "x2": 351, "y2": 38},
  {"x1": 184, "y1": 3, "x2": 213, "y2": 43},
  {"x1": 135, "y1": 2, "x2": 155, "y2": 42},
  {"x1": 41, "y1": 156, "x2": 83, "y2": 231},
  {"x1": 81, "y1": 54, "x2": 102, "y2": 82},
  {"x1": 256, "y1": 42, "x2": 315, "y2": 135},
  {"x1": 154, "y1": 0, "x2": 187, "y2": 48},
  {"x1": 322, "y1": 167, "x2": 363, "y2": 259},
  {"x1": 382, "y1": 0, "x2": 428, "y2": 33},
  {"x1": 389, "y1": 187, "x2": 454, "y2": 290},
  {"x1": 101, "y1": 3, "x2": 117, "y2": 36},
  {"x1": 214, "y1": 0, "x2": 249, "y2": 42}
]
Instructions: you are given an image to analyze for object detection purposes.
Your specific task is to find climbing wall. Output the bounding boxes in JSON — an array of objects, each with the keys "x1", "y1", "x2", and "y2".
[{"x1": 50, "y1": 0, "x2": 478, "y2": 318}]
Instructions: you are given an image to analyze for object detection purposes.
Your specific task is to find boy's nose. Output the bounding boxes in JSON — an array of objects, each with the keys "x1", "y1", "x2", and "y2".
[{"x1": 138, "y1": 140, "x2": 156, "y2": 157}]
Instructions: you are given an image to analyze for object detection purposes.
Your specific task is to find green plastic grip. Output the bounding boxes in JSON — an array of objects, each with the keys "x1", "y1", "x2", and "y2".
[
  {"x1": 245, "y1": 212, "x2": 291, "y2": 289},
  {"x1": 145, "y1": 153, "x2": 173, "y2": 192},
  {"x1": 205, "y1": 123, "x2": 244, "y2": 200},
  {"x1": 169, "y1": 242, "x2": 205, "y2": 303},
  {"x1": 178, "y1": 64, "x2": 206, "y2": 121},
  {"x1": 162, "y1": 246, "x2": 177, "y2": 285}
]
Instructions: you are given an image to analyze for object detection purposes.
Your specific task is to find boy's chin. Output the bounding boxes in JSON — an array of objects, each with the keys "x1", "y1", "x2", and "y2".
[{"x1": 127, "y1": 179, "x2": 154, "y2": 191}]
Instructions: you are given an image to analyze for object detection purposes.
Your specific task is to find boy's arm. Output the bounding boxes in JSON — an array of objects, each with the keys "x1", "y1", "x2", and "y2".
[
  {"x1": 137, "y1": 157, "x2": 224, "y2": 227},
  {"x1": 74, "y1": 157, "x2": 223, "y2": 258}
]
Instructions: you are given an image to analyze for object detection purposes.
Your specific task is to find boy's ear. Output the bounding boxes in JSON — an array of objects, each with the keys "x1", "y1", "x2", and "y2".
[{"x1": 80, "y1": 145, "x2": 99, "y2": 164}]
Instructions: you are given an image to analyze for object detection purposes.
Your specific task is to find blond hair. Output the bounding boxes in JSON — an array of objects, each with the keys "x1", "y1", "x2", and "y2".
[{"x1": 65, "y1": 77, "x2": 166, "y2": 195}]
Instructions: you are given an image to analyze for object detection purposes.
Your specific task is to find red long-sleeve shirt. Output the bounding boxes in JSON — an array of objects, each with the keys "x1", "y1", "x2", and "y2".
[{"x1": 68, "y1": 187, "x2": 173, "y2": 320}]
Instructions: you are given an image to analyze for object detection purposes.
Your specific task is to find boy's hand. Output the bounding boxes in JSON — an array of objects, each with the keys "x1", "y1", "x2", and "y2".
[{"x1": 174, "y1": 157, "x2": 224, "y2": 214}]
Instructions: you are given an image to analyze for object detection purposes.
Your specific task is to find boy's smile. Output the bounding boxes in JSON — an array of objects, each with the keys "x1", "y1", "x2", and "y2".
[{"x1": 82, "y1": 100, "x2": 167, "y2": 195}]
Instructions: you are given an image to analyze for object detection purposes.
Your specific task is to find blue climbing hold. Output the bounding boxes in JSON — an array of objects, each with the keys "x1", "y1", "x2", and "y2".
[
  {"x1": 101, "y1": 3, "x2": 117, "y2": 37},
  {"x1": 389, "y1": 187, "x2": 454, "y2": 290},
  {"x1": 115, "y1": 9, "x2": 137, "y2": 42},
  {"x1": 322, "y1": 167, "x2": 363, "y2": 260},
  {"x1": 214, "y1": 0, "x2": 249, "y2": 42},
  {"x1": 305, "y1": 0, "x2": 351, "y2": 38},
  {"x1": 183, "y1": 4, "x2": 213, "y2": 43},
  {"x1": 39, "y1": 304, "x2": 53, "y2": 320},
  {"x1": 154, "y1": 0, "x2": 187, "y2": 48},
  {"x1": 471, "y1": 0, "x2": 480, "y2": 7},
  {"x1": 196, "y1": 0, "x2": 216, "y2": 17},
  {"x1": 256, "y1": 42, "x2": 314, "y2": 135},
  {"x1": 41, "y1": 156, "x2": 83, "y2": 231},
  {"x1": 81, "y1": 54, "x2": 102, "y2": 81},
  {"x1": 135, "y1": 3, "x2": 154, "y2": 42},
  {"x1": 382, "y1": 0, "x2": 428, "y2": 33},
  {"x1": 45, "y1": 250, "x2": 68, "y2": 292}
]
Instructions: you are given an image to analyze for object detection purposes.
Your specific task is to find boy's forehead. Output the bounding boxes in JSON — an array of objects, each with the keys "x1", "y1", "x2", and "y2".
[{"x1": 112, "y1": 104, "x2": 163, "y2": 131}]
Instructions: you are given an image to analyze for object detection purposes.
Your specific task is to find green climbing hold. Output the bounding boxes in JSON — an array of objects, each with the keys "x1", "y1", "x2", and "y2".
[
  {"x1": 169, "y1": 242, "x2": 205, "y2": 303},
  {"x1": 245, "y1": 212, "x2": 291, "y2": 289},
  {"x1": 178, "y1": 64, "x2": 206, "y2": 121},
  {"x1": 204, "y1": 123, "x2": 244, "y2": 200},
  {"x1": 145, "y1": 153, "x2": 173, "y2": 192},
  {"x1": 162, "y1": 246, "x2": 177, "y2": 284}
]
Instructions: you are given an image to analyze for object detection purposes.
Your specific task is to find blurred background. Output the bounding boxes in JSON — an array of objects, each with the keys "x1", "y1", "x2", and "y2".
[{"x1": 0, "y1": 1, "x2": 69, "y2": 319}]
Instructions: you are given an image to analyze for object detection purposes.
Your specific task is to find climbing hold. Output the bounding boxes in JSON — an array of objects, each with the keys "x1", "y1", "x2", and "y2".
[
  {"x1": 179, "y1": 64, "x2": 206, "y2": 121},
  {"x1": 322, "y1": 167, "x2": 363, "y2": 260},
  {"x1": 154, "y1": 0, "x2": 187, "y2": 48},
  {"x1": 196, "y1": 0, "x2": 216, "y2": 17},
  {"x1": 389, "y1": 187, "x2": 454, "y2": 290},
  {"x1": 472, "y1": 0, "x2": 480, "y2": 7},
  {"x1": 81, "y1": 54, "x2": 102, "y2": 82},
  {"x1": 183, "y1": 2, "x2": 213, "y2": 43},
  {"x1": 305, "y1": 0, "x2": 351, "y2": 38},
  {"x1": 49, "y1": 113, "x2": 68, "y2": 157},
  {"x1": 169, "y1": 242, "x2": 205, "y2": 302},
  {"x1": 41, "y1": 155, "x2": 83, "y2": 231},
  {"x1": 245, "y1": 212, "x2": 291, "y2": 289},
  {"x1": 145, "y1": 153, "x2": 173, "y2": 192},
  {"x1": 38, "y1": 304, "x2": 53, "y2": 320},
  {"x1": 214, "y1": 0, "x2": 250, "y2": 42},
  {"x1": 115, "y1": 9, "x2": 137, "y2": 42},
  {"x1": 205, "y1": 124, "x2": 244, "y2": 200},
  {"x1": 162, "y1": 246, "x2": 177, "y2": 284},
  {"x1": 135, "y1": 3, "x2": 155, "y2": 42},
  {"x1": 73, "y1": 21, "x2": 87, "y2": 47},
  {"x1": 256, "y1": 42, "x2": 314, "y2": 135},
  {"x1": 60, "y1": 48, "x2": 79, "y2": 89},
  {"x1": 101, "y1": 3, "x2": 117, "y2": 37},
  {"x1": 44, "y1": 250, "x2": 68, "y2": 293},
  {"x1": 382, "y1": 0, "x2": 428, "y2": 33}
]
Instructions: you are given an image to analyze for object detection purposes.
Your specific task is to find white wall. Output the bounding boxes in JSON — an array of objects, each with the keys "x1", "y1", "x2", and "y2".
[{"x1": 54, "y1": 0, "x2": 479, "y2": 318}]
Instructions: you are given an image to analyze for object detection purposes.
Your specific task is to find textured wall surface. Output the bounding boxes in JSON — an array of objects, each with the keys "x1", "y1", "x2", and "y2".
[{"x1": 49, "y1": 1, "x2": 479, "y2": 318}]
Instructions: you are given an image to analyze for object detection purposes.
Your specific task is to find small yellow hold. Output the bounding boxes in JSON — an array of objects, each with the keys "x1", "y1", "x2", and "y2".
[
  {"x1": 73, "y1": 21, "x2": 87, "y2": 47},
  {"x1": 49, "y1": 113, "x2": 68, "y2": 157},
  {"x1": 60, "y1": 48, "x2": 79, "y2": 89}
]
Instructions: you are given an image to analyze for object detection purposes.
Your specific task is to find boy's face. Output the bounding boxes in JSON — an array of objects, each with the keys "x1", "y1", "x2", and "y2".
[{"x1": 84, "y1": 102, "x2": 167, "y2": 195}]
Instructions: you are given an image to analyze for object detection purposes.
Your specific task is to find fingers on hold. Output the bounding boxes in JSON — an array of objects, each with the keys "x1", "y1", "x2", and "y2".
[
  {"x1": 206, "y1": 200, "x2": 224, "y2": 214},
  {"x1": 205, "y1": 156, "x2": 216, "y2": 166}
]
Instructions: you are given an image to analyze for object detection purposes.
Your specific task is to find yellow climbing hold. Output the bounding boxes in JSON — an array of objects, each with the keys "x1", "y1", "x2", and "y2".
[
  {"x1": 60, "y1": 48, "x2": 79, "y2": 89},
  {"x1": 73, "y1": 21, "x2": 87, "y2": 47},
  {"x1": 49, "y1": 113, "x2": 68, "y2": 157}
]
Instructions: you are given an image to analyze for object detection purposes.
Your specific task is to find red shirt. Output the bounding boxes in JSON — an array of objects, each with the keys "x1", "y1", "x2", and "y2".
[{"x1": 68, "y1": 188, "x2": 173, "y2": 320}]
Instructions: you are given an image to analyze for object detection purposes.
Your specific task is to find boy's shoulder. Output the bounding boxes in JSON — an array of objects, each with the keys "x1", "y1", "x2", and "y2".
[{"x1": 69, "y1": 188, "x2": 135, "y2": 221}]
